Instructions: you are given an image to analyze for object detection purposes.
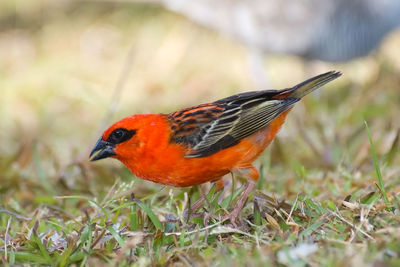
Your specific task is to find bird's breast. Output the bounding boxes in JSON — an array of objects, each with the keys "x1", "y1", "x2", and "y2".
[{"x1": 120, "y1": 109, "x2": 291, "y2": 187}]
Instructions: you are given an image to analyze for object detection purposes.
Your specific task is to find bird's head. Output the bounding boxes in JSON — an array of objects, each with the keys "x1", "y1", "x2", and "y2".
[{"x1": 89, "y1": 116, "x2": 143, "y2": 162}]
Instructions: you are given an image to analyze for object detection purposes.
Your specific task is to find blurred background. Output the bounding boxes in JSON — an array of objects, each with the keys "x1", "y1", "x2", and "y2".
[{"x1": 1, "y1": 0, "x2": 400, "y2": 205}]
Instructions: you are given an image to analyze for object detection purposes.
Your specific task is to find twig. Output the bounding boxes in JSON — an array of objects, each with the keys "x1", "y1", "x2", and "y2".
[
  {"x1": 165, "y1": 220, "x2": 225, "y2": 236},
  {"x1": 4, "y1": 217, "x2": 11, "y2": 262},
  {"x1": 329, "y1": 210, "x2": 374, "y2": 241},
  {"x1": 349, "y1": 205, "x2": 373, "y2": 243},
  {"x1": 210, "y1": 226, "x2": 269, "y2": 245},
  {"x1": 101, "y1": 179, "x2": 121, "y2": 206},
  {"x1": 286, "y1": 195, "x2": 299, "y2": 225},
  {"x1": 0, "y1": 208, "x2": 32, "y2": 220}
]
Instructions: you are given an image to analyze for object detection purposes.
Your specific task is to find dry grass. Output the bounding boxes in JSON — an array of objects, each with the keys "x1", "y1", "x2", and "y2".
[{"x1": 1, "y1": 1, "x2": 400, "y2": 266}]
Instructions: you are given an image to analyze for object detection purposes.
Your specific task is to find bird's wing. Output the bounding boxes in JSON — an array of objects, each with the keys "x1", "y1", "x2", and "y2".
[
  {"x1": 168, "y1": 71, "x2": 341, "y2": 158},
  {"x1": 168, "y1": 90, "x2": 299, "y2": 158}
]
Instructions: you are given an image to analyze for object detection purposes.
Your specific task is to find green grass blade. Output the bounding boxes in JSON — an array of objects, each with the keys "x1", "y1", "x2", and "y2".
[
  {"x1": 9, "y1": 250, "x2": 15, "y2": 264},
  {"x1": 130, "y1": 202, "x2": 139, "y2": 231},
  {"x1": 305, "y1": 198, "x2": 325, "y2": 214},
  {"x1": 56, "y1": 241, "x2": 74, "y2": 267},
  {"x1": 136, "y1": 201, "x2": 164, "y2": 231},
  {"x1": 299, "y1": 218, "x2": 325, "y2": 240},
  {"x1": 107, "y1": 226, "x2": 125, "y2": 247},
  {"x1": 68, "y1": 252, "x2": 85, "y2": 263},
  {"x1": 112, "y1": 198, "x2": 125, "y2": 224},
  {"x1": 32, "y1": 234, "x2": 53, "y2": 265},
  {"x1": 179, "y1": 229, "x2": 186, "y2": 247},
  {"x1": 364, "y1": 121, "x2": 391, "y2": 208},
  {"x1": 253, "y1": 200, "x2": 261, "y2": 226},
  {"x1": 14, "y1": 252, "x2": 50, "y2": 264}
]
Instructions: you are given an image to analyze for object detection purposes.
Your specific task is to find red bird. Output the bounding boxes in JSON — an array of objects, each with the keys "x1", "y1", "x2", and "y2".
[{"x1": 90, "y1": 71, "x2": 341, "y2": 221}]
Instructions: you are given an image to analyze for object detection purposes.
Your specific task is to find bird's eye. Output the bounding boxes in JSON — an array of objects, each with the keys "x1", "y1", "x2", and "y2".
[
  {"x1": 107, "y1": 128, "x2": 136, "y2": 144},
  {"x1": 113, "y1": 130, "x2": 124, "y2": 139}
]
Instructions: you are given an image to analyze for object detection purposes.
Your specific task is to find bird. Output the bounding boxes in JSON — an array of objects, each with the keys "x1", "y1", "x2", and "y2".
[{"x1": 89, "y1": 71, "x2": 341, "y2": 223}]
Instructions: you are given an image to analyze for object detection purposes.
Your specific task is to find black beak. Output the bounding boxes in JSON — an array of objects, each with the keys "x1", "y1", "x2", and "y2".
[{"x1": 89, "y1": 137, "x2": 116, "y2": 161}]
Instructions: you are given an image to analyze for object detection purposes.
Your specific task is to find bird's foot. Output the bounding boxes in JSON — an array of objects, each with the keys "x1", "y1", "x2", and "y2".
[
  {"x1": 183, "y1": 196, "x2": 205, "y2": 221},
  {"x1": 221, "y1": 208, "x2": 243, "y2": 228},
  {"x1": 183, "y1": 180, "x2": 227, "y2": 221},
  {"x1": 220, "y1": 181, "x2": 256, "y2": 228}
]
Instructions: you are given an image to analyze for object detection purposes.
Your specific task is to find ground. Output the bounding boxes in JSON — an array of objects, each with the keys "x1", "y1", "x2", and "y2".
[{"x1": 1, "y1": 1, "x2": 400, "y2": 266}]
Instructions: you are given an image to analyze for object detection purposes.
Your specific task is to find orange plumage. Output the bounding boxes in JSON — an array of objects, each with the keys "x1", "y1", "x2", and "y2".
[
  {"x1": 98, "y1": 110, "x2": 289, "y2": 187},
  {"x1": 90, "y1": 71, "x2": 341, "y2": 218}
]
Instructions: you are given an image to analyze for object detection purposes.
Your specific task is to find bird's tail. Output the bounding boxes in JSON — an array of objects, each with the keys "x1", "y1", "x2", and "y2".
[{"x1": 285, "y1": 71, "x2": 342, "y2": 99}]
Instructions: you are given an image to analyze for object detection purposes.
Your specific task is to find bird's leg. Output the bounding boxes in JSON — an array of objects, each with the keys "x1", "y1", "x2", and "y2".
[
  {"x1": 222, "y1": 181, "x2": 256, "y2": 226},
  {"x1": 186, "y1": 193, "x2": 205, "y2": 218},
  {"x1": 184, "y1": 179, "x2": 225, "y2": 220},
  {"x1": 222, "y1": 165, "x2": 259, "y2": 226},
  {"x1": 218, "y1": 179, "x2": 232, "y2": 204}
]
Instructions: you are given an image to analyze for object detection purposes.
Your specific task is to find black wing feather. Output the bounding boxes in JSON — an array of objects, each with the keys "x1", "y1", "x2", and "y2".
[
  {"x1": 169, "y1": 71, "x2": 341, "y2": 158},
  {"x1": 185, "y1": 96, "x2": 298, "y2": 157},
  {"x1": 168, "y1": 90, "x2": 297, "y2": 158}
]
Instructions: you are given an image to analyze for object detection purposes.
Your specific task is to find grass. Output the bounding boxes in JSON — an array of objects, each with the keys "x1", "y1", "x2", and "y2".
[
  {"x1": 1, "y1": 1, "x2": 400, "y2": 266},
  {"x1": 365, "y1": 120, "x2": 391, "y2": 208}
]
